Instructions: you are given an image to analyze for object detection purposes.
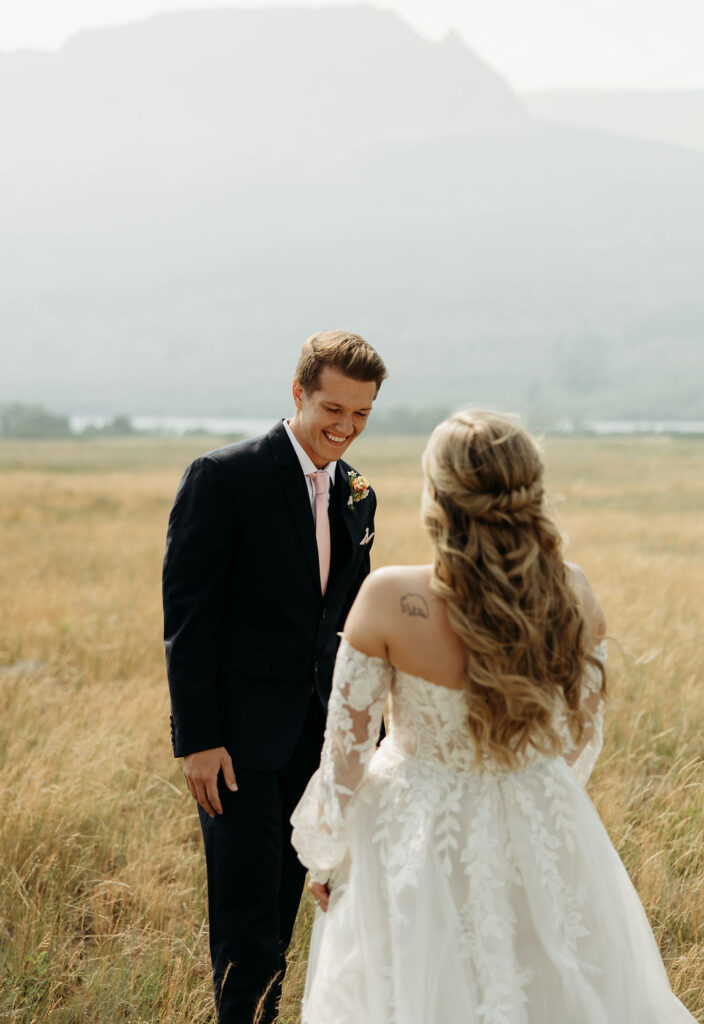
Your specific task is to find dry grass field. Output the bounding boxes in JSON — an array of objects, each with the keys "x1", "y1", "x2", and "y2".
[{"x1": 0, "y1": 433, "x2": 703, "y2": 1022}]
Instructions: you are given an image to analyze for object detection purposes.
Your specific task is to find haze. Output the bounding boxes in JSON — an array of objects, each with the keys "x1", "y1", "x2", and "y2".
[
  {"x1": 2, "y1": 6, "x2": 704, "y2": 423},
  {"x1": 3, "y1": 0, "x2": 704, "y2": 90}
]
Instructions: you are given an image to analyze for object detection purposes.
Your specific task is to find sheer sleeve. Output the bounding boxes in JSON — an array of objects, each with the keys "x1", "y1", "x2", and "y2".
[
  {"x1": 291, "y1": 638, "x2": 393, "y2": 884},
  {"x1": 557, "y1": 641, "x2": 607, "y2": 786}
]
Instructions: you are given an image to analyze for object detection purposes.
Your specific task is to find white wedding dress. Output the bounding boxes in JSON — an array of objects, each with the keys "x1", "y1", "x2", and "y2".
[{"x1": 291, "y1": 639, "x2": 696, "y2": 1023}]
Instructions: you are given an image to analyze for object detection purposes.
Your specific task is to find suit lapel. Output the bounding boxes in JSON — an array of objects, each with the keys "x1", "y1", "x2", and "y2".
[
  {"x1": 325, "y1": 461, "x2": 368, "y2": 605},
  {"x1": 335, "y1": 461, "x2": 359, "y2": 549},
  {"x1": 267, "y1": 421, "x2": 320, "y2": 590}
]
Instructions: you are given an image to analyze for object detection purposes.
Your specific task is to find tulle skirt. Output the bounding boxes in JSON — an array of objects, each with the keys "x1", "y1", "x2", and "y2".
[{"x1": 301, "y1": 740, "x2": 695, "y2": 1024}]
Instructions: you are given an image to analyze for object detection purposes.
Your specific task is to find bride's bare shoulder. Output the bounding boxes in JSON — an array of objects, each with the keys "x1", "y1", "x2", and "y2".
[
  {"x1": 361, "y1": 564, "x2": 434, "y2": 611},
  {"x1": 344, "y1": 565, "x2": 433, "y2": 658},
  {"x1": 565, "y1": 561, "x2": 607, "y2": 643},
  {"x1": 368, "y1": 563, "x2": 432, "y2": 587}
]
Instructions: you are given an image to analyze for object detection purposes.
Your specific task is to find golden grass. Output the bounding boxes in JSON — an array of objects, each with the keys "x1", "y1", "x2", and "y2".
[{"x1": 0, "y1": 434, "x2": 702, "y2": 1022}]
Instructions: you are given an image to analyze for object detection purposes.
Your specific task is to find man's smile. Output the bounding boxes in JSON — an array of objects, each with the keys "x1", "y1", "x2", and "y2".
[{"x1": 323, "y1": 430, "x2": 349, "y2": 445}]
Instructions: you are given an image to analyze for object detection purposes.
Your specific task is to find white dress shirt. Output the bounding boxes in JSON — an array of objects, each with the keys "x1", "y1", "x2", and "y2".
[{"x1": 283, "y1": 418, "x2": 337, "y2": 511}]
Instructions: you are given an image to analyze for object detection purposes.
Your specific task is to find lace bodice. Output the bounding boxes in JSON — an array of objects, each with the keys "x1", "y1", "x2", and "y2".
[
  {"x1": 386, "y1": 671, "x2": 478, "y2": 772},
  {"x1": 291, "y1": 638, "x2": 606, "y2": 883}
]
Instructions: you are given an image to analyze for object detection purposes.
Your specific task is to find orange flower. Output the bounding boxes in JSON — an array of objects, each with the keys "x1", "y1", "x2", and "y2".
[{"x1": 347, "y1": 471, "x2": 370, "y2": 508}]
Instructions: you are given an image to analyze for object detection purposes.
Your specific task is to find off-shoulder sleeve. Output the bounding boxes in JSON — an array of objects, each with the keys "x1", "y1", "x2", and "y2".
[
  {"x1": 558, "y1": 641, "x2": 607, "y2": 786},
  {"x1": 291, "y1": 638, "x2": 393, "y2": 884}
]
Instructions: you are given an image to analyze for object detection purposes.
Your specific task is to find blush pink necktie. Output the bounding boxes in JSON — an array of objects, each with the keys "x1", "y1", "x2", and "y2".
[{"x1": 309, "y1": 470, "x2": 331, "y2": 595}]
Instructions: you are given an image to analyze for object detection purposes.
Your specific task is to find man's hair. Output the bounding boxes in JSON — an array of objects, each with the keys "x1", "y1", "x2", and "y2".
[{"x1": 295, "y1": 330, "x2": 387, "y2": 396}]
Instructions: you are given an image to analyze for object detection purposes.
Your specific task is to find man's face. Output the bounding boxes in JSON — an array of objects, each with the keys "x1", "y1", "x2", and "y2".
[{"x1": 289, "y1": 366, "x2": 377, "y2": 468}]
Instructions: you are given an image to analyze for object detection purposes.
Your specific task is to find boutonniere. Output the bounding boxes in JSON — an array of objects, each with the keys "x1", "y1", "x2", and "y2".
[{"x1": 347, "y1": 470, "x2": 371, "y2": 510}]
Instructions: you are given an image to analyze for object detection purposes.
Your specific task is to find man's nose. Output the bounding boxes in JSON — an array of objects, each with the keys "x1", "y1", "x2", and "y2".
[{"x1": 334, "y1": 415, "x2": 354, "y2": 436}]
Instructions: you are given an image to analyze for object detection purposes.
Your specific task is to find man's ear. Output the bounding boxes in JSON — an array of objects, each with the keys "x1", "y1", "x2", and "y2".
[{"x1": 292, "y1": 377, "x2": 304, "y2": 410}]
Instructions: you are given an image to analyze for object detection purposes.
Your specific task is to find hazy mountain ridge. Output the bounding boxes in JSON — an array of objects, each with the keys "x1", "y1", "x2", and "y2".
[
  {"x1": 0, "y1": 6, "x2": 525, "y2": 189},
  {"x1": 2, "y1": 7, "x2": 704, "y2": 419},
  {"x1": 524, "y1": 89, "x2": 704, "y2": 154}
]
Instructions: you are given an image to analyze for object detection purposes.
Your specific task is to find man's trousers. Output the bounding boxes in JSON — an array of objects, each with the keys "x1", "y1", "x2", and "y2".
[{"x1": 198, "y1": 694, "x2": 326, "y2": 1024}]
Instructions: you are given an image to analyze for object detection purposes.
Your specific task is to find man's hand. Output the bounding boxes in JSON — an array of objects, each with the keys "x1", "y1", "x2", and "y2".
[
  {"x1": 308, "y1": 879, "x2": 330, "y2": 913},
  {"x1": 183, "y1": 746, "x2": 237, "y2": 818}
]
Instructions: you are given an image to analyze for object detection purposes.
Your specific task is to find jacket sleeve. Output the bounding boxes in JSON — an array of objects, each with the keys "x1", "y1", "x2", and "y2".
[
  {"x1": 162, "y1": 454, "x2": 236, "y2": 757},
  {"x1": 290, "y1": 637, "x2": 392, "y2": 883}
]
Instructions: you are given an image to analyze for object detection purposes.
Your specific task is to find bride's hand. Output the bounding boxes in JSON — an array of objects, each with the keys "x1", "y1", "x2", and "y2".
[{"x1": 309, "y1": 879, "x2": 330, "y2": 913}]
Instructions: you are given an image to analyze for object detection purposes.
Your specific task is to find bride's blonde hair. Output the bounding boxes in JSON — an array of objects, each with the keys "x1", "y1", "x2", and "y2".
[{"x1": 422, "y1": 409, "x2": 605, "y2": 769}]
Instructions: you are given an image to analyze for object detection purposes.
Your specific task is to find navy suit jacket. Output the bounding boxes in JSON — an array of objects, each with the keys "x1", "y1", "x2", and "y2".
[{"x1": 162, "y1": 420, "x2": 375, "y2": 769}]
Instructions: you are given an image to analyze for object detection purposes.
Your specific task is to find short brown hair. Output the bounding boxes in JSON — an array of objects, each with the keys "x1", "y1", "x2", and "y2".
[{"x1": 295, "y1": 330, "x2": 387, "y2": 396}]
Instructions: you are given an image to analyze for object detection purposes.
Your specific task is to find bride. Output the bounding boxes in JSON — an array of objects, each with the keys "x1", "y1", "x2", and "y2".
[{"x1": 290, "y1": 409, "x2": 695, "y2": 1023}]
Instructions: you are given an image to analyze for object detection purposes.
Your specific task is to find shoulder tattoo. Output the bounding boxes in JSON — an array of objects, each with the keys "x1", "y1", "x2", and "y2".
[{"x1": 400, "y1": 593, "x2": 430, "y2": 619}]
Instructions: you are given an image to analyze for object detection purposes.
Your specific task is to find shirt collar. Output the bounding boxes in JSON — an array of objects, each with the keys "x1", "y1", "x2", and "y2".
[{"x1": 283, "y1": 418, "x2": 337, "y2": 484}]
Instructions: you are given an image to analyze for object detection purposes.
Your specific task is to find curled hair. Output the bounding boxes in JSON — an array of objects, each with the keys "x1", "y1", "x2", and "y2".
[
  {"x1": 422, "y1": 409, "x2": 605, "y2": 769},
  {"x1": 295, "y1": 330, "x2": 388, "y2": 396}
]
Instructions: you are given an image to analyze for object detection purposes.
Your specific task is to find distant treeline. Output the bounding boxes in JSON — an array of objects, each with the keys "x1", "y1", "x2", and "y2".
[
  {"x1": 0, "y1": 403, "x2": 450, "y2": 439},
  {"x1": 0, "y1": 404, "x2": 139, "y2": 439},
  {"x1": 0, "y1": 404, "x2": 73, "y2": 439},
  {"x1": 365, "y1": 407, "x2": 449, "y2": 436}
]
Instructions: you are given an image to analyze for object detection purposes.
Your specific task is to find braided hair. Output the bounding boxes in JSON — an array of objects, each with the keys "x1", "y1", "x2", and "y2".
[{"x1": 422, "y1": 409, "x2": 605, "y2": 769}]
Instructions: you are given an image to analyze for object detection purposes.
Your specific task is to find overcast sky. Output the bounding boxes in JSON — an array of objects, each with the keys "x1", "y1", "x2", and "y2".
[{"x1": 2, "y1": 0, "x2": 704, "y2": 90}]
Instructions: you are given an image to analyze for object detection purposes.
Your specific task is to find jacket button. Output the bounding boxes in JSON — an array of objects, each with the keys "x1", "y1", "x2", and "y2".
[{"x1": 321, "y1": 608, "x2": 326, "y2": 619}]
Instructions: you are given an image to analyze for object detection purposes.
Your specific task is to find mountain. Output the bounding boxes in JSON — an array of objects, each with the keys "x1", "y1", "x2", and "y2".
[
  {"x1": 0, "y1": 8, "x2": 525, "y2": 195},
  {"x1": 523, "y1": 90, "x2": 704, "y2": 154},
  {"x1": 2, "y1": 7, "x2": 704, "y2": 420}
]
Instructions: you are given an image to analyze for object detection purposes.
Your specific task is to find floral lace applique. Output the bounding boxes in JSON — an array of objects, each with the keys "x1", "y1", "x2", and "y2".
[
  {"x1": 291, "y1": 639, "x2": 392, "y2": 882},
  {"x1": 458, "y1": 780, "x2": 535, "y2": 1022}
]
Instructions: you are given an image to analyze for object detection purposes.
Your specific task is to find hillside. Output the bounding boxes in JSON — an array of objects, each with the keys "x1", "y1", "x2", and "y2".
[
  {"x1": 2, "y1": 7, "x2": 704, "y2": 419},
  {"x1": 524, "y1": 89, "x2": 704, "y2": 154}
]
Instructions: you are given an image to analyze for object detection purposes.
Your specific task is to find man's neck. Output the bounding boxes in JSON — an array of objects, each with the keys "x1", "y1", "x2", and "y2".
[{"x1": 283, "y1": 419, "x2": 337, "y2": 480}]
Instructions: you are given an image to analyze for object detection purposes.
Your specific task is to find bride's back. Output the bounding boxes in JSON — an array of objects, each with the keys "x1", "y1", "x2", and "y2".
[
  {"x1": 344, "y1": 410, "x2": 605, "y2": 771},
  {"x1": 346, "y1": 559, "x2": 602, "y2": 684},
  {"x1": 342, "y1": 558, "x2": 604, "y2": 778},
  {"x1": 373, "y1": 563, "x2": 468, "y2": 692}
]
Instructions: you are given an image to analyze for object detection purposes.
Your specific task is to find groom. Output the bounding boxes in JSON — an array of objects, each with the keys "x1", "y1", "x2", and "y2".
[{"x1": 162, "y1": 331, "x2": 387, "y2": 1023}]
